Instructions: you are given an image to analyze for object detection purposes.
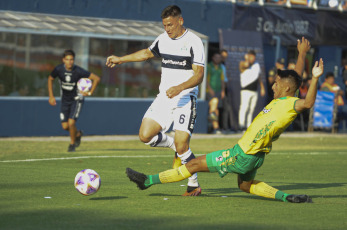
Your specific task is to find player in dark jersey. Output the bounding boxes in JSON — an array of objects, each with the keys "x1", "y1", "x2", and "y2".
[{"x1": 48, "y1": 50, "x2": 100, "y2": 152}]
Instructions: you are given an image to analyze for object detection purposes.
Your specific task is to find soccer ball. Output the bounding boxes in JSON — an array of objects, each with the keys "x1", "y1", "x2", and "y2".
[
  {"x1": 74, "y1": 169, "x2": 101, "y2": 196},
  {"x1": 77, "y1": 78, "x2": 92, "y2": 93}
]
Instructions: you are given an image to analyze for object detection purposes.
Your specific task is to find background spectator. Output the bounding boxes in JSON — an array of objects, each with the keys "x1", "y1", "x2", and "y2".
[
  {"x1": 299, "y1": 76, "x2": 312, "y2": 99},
  {"x1": 287, "y1": 59, "x2": 296, "y2": 70},
  {"x1": 220, "y1": 49, "x2": 234, "y2": 133},
  {"x1": 320, "y1": 72, "x2": 345, "y2": 106},
  {"x1": 239, "y1": 50, "x2": 265, "y2": 130},
  {"x1": 340, "y1": 58, "x2": 347, "y2": 99},
  {"x1": 267, "y1": 58, "x2": 285, "y2": 102},
  {"x1": 206, "y1": 52, "x2": 225, "y2": 134}
]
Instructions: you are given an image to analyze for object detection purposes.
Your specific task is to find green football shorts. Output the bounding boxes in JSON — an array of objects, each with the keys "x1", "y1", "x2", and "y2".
[{"x1": 206, "y1": 144, "x2": 265, "y2": 181}]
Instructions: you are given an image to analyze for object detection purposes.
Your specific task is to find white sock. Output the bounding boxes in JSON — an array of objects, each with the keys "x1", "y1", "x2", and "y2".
[
  {"x1": 177, "y1": 149, "x2": 199, "y2": 187},
  {"x1": 188, "y1": 173, "x2": 199, "y2": 187},
  {"x1": 145, "y1": 133, "x2": 176, "y2": 151},
  {"x1": 177, "y1": 149, "x2": 192, "y2": 164}
]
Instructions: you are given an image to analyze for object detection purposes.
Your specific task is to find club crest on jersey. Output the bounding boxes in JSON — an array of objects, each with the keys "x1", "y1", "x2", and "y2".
[
  {"x1": 181, "y1": 44, "x2": 188, "y2": 51},
  {"x1": 65, "y1": 75, "x2": 71, "y2": 82},
  {"x1": 262, "y1": 107, "x2": 271, "y2": 114}
]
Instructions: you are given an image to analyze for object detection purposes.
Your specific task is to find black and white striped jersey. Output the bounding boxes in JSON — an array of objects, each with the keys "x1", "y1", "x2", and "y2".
[{"x1": 149, "y1": 29, "x2": 205, "y2": 98}]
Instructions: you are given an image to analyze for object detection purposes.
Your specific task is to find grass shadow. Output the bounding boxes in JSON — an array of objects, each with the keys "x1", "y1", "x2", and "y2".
[
  {"x1": 203, "y1": 187, "x2": 240, "y2": 195},
  {"x1": 309, "y1": 194, "x2": 347, "y2": 199},
  {"x1": 149, "y1": 193, "x2": 182, "y2": 197},
  {"x1": 273, "y1": 182, "x2": 347, "y2": 191}
]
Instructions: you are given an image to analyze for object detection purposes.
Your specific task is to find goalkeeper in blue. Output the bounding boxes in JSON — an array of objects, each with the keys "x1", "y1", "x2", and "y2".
[{"x1": 126, "y1": 37, "x2": 323, "y2": 203}]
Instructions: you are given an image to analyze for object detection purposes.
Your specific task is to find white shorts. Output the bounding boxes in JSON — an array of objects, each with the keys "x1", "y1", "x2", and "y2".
[{"x1": 143, "y1": 94, "x2": 197, "y2": 135}]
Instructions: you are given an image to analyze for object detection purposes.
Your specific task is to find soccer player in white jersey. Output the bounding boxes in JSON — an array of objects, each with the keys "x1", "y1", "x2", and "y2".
[{"x1": 106, "y1": 5, "x2": 205, "y2": 196}]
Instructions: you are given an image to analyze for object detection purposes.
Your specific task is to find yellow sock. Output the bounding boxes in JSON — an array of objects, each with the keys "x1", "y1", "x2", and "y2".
[
  {"x1": 250, "y1": 180, "x2": 278, "y2": 199},
  {"x1": 159, "y1": 165, "x2": 192, "y2": 184},
  {"x1": 172, "y1": 156, "x2": 182, "y2": 169}
]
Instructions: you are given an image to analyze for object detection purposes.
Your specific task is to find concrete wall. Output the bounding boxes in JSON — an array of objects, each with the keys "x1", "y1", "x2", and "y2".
[{"x1": 0, "y1": 97, "x2": 208, "y2": 137}]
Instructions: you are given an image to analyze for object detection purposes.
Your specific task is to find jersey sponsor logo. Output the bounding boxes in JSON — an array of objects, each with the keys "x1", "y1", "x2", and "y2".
[
  {"x1": 162, "y1": 58, "x2": 187, "y2": 67},
  {"x1": 250, "y1": 120, "x2": 276, "y2": 146},
  {"x1": 62, "y1": 82, "x2": 76, "y2": 91},
  {"x1": 161, "y1": 54, "x2": 192, "y2": 70}
]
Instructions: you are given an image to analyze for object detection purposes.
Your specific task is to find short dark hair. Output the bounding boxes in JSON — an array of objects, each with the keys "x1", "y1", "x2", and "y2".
[
  {"x1": 247, "y1": 50, "x2": 256, "y2": 56},
  {"x1": 161, "y1": 5, "x2": 182, "y2": 19},
  {"x1": 63, "y1": 49, "x2": 75, "y2": 58},
  {"x1": 277, "y1": 69, "x2": 302, "y2": 90},
  {"x1": 325, "y1": 72, "x2": 334, "y2": 79}
]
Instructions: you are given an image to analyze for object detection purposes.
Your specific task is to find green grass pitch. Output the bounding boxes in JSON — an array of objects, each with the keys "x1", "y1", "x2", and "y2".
[{"x1": 0, "y1": 134, "x2": 347, "y2": 230}]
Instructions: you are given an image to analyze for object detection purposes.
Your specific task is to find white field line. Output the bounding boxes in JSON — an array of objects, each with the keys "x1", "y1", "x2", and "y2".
[
  {"x1": 0, "y1": 151, "x2": 346, "y2": 163},
  {"x1": 1, "y1": 132, "x2": 347, "y2": 142},
  {"x1": 0, "y1": 155, "x2": 173, "y2": 163}
]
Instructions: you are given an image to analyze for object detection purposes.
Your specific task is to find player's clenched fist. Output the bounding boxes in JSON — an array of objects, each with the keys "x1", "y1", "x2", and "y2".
[{"x1": 106, "y1": 55, "x2": 122, "y2": 68}]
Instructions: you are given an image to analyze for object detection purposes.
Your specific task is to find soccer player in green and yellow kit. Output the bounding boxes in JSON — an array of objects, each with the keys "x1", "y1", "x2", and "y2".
[{"x1": 126, "y1": 37, "x2": 323, "y2": 203}]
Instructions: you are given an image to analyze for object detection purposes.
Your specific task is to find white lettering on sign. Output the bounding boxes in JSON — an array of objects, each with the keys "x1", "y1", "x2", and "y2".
[{"x1": 256, "y1": 17, "x2": 309, "y2": 35}]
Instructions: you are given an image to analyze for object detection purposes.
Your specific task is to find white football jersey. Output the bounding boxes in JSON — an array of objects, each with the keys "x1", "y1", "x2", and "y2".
[{"x1": 149, "y1": 29, "x2": 205, "y2": 101}]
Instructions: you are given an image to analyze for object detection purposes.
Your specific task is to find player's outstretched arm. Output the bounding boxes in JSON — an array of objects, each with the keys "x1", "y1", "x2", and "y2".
[
  {"x1": 295, "y1": 58, "x2": 324, "y2": 113},
  {"x1": 294, "y1": 37, "x2": 311, "y2": 77},
  {"x1": 166, "y1": 64, "x2": 204, "y2": 98},
  {"x1": 47, "y1": 75, "x2": 56, "y2": 106},
  {"x1": 106, "y1": 49, "x2": 154, "y2": 68}
]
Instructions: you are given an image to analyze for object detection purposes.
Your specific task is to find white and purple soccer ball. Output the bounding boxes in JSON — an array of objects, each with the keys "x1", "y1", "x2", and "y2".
[
  {"x1": 74, "y1": 169, "x2": 101, "y2": 196},
  {"x1": 77, "y1": 78, "x2": 92, "y2": 93}
]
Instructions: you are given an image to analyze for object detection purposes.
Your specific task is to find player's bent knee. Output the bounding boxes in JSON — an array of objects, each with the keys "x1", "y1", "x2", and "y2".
[
  {"x1": 139, "y1": 130, "x2": 157, "y2": 144},
  {"x1": 139, "y1": 133, "x2": 152, "y2": 144},
  {"x1": 61, "y1": 123, "x2": 69, "y2": 130},
  {"x1": 68, "y1": 119, "x2": 76, "y2": 127},
  {"x1": 175, "y1": 145, "x2": 189, "y2": 155}
]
